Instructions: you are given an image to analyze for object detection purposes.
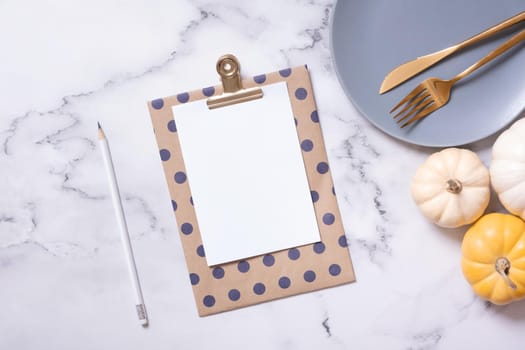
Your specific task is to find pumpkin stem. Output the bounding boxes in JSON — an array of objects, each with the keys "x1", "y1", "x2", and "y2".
[
  {"x1": 495, "y1": 257, "x2": 518, "y2": 290},
  {"x1": 446, "y1": 179, "x2": 463, "y2": 194}
]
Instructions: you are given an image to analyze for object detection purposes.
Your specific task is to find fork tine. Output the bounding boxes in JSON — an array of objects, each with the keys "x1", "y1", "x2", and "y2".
[
  {"x1": 390, "y1": 84, "x2": 426, "y2": 113},
  {"x1": 392, "y1": 91, "x2": 430, "y2": 119},
  {"x1": 401, "y1": 103, "x2": 439, "y2": 128},
  {"x1": 396, "y1": 98, "x2": 434, "y2": 124}
]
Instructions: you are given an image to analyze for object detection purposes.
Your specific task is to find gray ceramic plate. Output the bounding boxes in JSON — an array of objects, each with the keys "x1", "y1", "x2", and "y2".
[{"x1": 331, "y1": 0, "x2": 525, "y2": 147}]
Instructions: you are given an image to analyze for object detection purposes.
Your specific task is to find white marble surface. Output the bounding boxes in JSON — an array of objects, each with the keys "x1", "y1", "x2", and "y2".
[{"x1": 1, "y1": 1, "x2": 524, "y2": 349}]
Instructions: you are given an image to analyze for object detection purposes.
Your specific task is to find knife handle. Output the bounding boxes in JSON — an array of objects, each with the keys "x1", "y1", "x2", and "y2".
[
  {"x1": 457, "y1": 11, "x2": 525, "y2": 50},
  {"x1": 452, "y1": 28, "x2": 525, "y2": 83}
]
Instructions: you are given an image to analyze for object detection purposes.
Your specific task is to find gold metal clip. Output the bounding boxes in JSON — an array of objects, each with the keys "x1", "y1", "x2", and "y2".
[{"x1": 207, "y1": 54, "x2": 263, "y2": 109}]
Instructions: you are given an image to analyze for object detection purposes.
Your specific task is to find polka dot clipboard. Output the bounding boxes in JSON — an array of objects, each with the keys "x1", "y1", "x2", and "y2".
[{"x1": 148, "y1": 55, "x2": 355, "y2": 316}]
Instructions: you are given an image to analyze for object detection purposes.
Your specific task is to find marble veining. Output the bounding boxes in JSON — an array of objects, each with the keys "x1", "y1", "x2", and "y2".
[{"x1": 2, "y1": 0, "x2": 525, "y2": 349}]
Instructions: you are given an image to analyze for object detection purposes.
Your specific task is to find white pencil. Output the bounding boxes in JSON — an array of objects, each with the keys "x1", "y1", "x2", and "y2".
[{"x1": 98, "y1": 122, "x2": 148, "y2": 327}]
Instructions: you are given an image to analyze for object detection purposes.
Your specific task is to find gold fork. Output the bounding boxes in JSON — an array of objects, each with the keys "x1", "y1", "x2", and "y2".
[{"x1": 391, "y1": 28, "x2": 525, "y2": 128}]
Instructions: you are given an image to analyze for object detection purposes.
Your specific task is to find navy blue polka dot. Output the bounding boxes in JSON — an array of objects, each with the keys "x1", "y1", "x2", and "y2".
[
  {"x1": 263, "y1": 254, "x2": 275, "y2": 267},
  {"x1": 338, "y1": 235, "x2": 348, "y2": 247},
  {"x1": 228, "y1": 289, "x2": 241, "y2": 301},
  {"x1": 301, "y1": 139, "x2": 314, "y2": 152},
  {"x1": 278, "y1": 276, "x2": 291, "y2": 289},
  {"x1": 279, "y1": 68, "x2": 292, "y2": 77},
  {"x1": 294, "y1": 118, "x2": 298, "y2": 126},
  {"x1": 288, "y1": 248, "x2": 300, "y2": 260},
  {"x1": 313, "y1": 242, "x2": 325, "y2": 254},
  {"x1": 177, "y1": 92, "x2": 190, "y2": 103},
  {"x1": 254, "y1": 74, "x2": 266, "y2": 84},
  {"x1": 332, "y1": 186, "x2": 336, "y2": 195},
  {"x1": 190, "y1": 273, "x2": 200, "y2": 285},
  {"x1": 167, "y1": 120, "x2": 177, "y2": 132},
  {"x1": 317, "y1": 162, "x2": 329, "y2": 174},
  {"x1": 181, "y1": 223, "x2": 193, "y2": 235},
  {"x1": 171, "y1": 200, "x2": 177, "y2": 211},
  {"x1": 202, "y1": 86, "x2": 215, "y2": 97},
  {"x1": 174, "y1": 172, "x2": 187, "y2": 184},
  {"x1": 203, "y1": 295, "x2": 215, "y2": 307},
  {"x1": 295, "y1": 88, "x2": 308, "y2": 100},
  {"x1": 160, "y1": 149, "x2": 171, "y2": 161},
  {"x1": 311, "y1": 190, "x2": 319, "y2": 203},
  {"x1": 196, "y1": 244, "x2": 205, "y2": 257},
  {"x1": 329, "y1": 264, "x2": 341, "y2": 276},
  {"x1": 253, "y1": 283, "x2": 266, "y2": 295},
  {"x1": 311, "y1": 110, "x2": 319, "y2": 123},
  {"x1": 304, "y1": 270, "x2": 316, "y2": 282},
  {"x1": 323, "y1": 213, "x2": 335, "y2": 225},
  {"x1": 212, "y1": 267, "x2": 225, "y2": 279},
  {"x1": 190, "y1": 196, "x2": 194, "y2": 206},
  {"x1": 238, "y1": 260, "x2": 250, "y2": 273},
  {"x1": 151, "y1": 98, "x2": 164, "y2": 110}
]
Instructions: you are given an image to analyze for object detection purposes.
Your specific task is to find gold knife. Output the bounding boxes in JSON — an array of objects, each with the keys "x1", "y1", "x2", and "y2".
[{"x1": 379, "y1": 10, "x2": 525, "y2": 94}]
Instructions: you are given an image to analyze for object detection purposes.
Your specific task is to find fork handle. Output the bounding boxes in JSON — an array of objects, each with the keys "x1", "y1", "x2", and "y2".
[
  {"x1": 456, "y1": 11, "x2": 525, "y2": 50},
  {"x1": 452, "y1": 28, "x2": 525, "y2": 83}
]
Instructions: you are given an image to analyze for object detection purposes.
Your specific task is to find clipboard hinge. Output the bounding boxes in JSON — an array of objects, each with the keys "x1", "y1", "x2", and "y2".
[{"x1": 207, "y1": 54, "x2": 263, "y2": 109}]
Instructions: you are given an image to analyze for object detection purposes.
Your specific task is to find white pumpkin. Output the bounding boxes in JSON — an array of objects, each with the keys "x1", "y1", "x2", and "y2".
[
  {"x1": 490, "y1": 118, "x2": 525, "y2": 219},
  {"x1": 411, "y1": 148, "x2": 490, "y2": 228}
]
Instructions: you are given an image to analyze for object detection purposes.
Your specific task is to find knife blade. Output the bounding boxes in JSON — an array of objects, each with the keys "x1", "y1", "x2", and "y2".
[{"x1": 379, "y1": 10, "x2": 525, "y2": 94}]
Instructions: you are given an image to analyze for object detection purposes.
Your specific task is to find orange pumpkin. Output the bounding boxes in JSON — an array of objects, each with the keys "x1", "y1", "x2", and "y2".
[{"x1": 461, "y1": 213, "x2": 525, "y2": 305}]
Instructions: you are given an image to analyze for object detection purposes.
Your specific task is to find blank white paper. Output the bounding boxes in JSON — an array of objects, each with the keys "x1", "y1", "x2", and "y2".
[{"x1": 173, "y1": 82, "x2": 320, "y2": 266}]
